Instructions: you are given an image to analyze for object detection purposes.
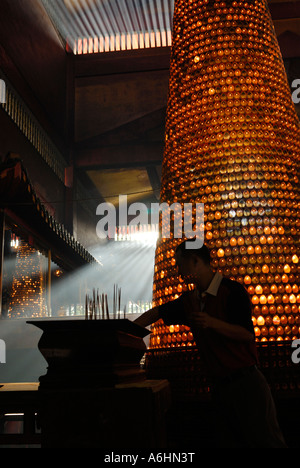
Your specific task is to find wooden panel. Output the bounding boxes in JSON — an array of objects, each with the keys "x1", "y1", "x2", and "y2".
[
  {"x1": 74, "y1": 47, "x2": 171, "y2": 77},
  {"x1": 75, "y1": 70, "x2": 169, "y2": 141},
  {"x1": 0, "y1": 0, "x2": 67, "y2": 143}
]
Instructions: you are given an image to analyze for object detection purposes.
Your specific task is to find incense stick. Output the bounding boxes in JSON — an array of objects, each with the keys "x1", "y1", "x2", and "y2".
[
  {"x1": 101, "y1": 293, "x2": 105, "y2": 320},
  {"x1": 105, "y1": 293, "x2": 109, "y2": 319},
  {"x1": 113, "y1": 284, "x2": 115, "y2": 319},
  {"x1": 85, "y1": 285, "x2": 126, "y2": 320},
  {"x1": 118, "y1": 287, "x2": 121, "y2": 319},
  {"x1": 96, "y1": 290, "x2": 100, "y2": 320}
]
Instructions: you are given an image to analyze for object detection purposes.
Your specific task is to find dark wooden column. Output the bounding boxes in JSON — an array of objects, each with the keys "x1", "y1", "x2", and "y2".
[
  {"x1": 0, "y1": 209, "x2": 5, "y2": 317},
  {"x1": 64, "y1": 52, "x2": 77, "y2": 236}
]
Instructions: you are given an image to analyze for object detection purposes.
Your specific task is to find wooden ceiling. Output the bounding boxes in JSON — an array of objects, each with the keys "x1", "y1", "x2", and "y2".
[{"x1": 1, "y1": 0, "x2": 300, "y2": 210}]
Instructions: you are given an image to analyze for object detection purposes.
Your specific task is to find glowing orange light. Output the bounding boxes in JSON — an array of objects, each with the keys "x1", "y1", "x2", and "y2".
[
  {"x1": 260, "y1": 295, "x2": 267, "y2": 305},
  {"x1": 257, "y1": 316, "x2": 265, "y2": 326},
  {"x1": 290, "y1": 295, "x2": 297, "y2": 304},
  {"x1": 267, "y1": 295, "x2": 275, "y2": 304},
  {"x1": 9, "y1": 240, "x2": 47, "y2": 318},
  {"x1": 273, "y1": 315, "x2": 281, "y2": 326}
]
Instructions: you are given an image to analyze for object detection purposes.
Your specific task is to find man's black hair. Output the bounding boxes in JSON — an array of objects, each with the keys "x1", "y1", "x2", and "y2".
[{"x1": 175, "y1": 240, "x2": 211, "y2": 265}]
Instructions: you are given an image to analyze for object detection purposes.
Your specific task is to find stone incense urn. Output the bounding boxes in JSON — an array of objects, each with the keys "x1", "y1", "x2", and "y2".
[{"x1": 27, "y1": 318, "x2": 150, "y2": 388}]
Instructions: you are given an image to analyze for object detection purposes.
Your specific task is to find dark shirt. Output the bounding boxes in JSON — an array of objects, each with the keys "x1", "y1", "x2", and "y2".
[{"x1": 158, "y1": 273, "x2": 258, "y2": 378}]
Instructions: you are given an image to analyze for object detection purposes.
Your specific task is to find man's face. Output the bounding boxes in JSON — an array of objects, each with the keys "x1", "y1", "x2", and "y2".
[{"x1": 175, "y1": 250, "x2": 206, "y2": 283}]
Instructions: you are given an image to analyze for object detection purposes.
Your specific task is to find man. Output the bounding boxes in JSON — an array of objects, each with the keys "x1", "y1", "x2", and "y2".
[{"x1": 135, "y1": 241, "x2": 287, "y2": 447}]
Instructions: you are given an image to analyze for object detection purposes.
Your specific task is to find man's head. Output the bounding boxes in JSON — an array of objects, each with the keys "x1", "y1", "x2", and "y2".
[{"x1": 175, "y1": 240, "x2": 213, "y2": 287}]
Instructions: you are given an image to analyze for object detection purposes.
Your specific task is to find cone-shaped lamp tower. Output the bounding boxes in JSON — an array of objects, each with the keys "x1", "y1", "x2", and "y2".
[{"x1": 150, "y1": 0, "x2": 300, "y2": 349}]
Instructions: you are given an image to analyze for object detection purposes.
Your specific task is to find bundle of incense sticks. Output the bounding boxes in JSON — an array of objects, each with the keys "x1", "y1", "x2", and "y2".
[{"x1": 85, "y1": 284, "x2": 126, "y2": 320}]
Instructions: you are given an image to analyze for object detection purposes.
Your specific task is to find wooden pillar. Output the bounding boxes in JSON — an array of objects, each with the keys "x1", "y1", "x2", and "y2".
[
  {"x1": 0, "y1": 210, "x2": 5, "y2": 317},
  {"x1": 64, "y1": 51, "x2": 77, "y2": 237},
  {"x1": 47, "y1": 249, "x2": 51, "y2": 316}
]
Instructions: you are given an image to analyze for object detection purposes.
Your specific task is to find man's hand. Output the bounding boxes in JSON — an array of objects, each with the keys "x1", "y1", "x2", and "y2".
[
  {"x1": 191, "y1": 311, "x2": 216, "y2": 329},
  {"x1": 182, "y1": 289, "x2": 201, "y2": 314},
  {"x1": 134, "y1": 306, "x2": 160, "y2": 327},
  {"x1": 191, "y1": 309, "x2": 254, "y2": 342}
]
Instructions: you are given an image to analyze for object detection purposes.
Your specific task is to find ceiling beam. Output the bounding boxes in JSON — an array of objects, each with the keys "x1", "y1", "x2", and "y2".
[
  {"x1": 74, "y1": 46, "x2": 171, "y2": 78},
  {"x1": 75, "y1": 141, "x2": 163, "y2": 170}
]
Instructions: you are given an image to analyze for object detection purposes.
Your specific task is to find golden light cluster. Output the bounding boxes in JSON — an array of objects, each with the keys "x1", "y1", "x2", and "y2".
[
  {"x1": 9, "y1": 240, "x2": 47, "y2": 318},
  {"x1": 151, "y1": 0, "x2": 300, "y2": 347}
]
